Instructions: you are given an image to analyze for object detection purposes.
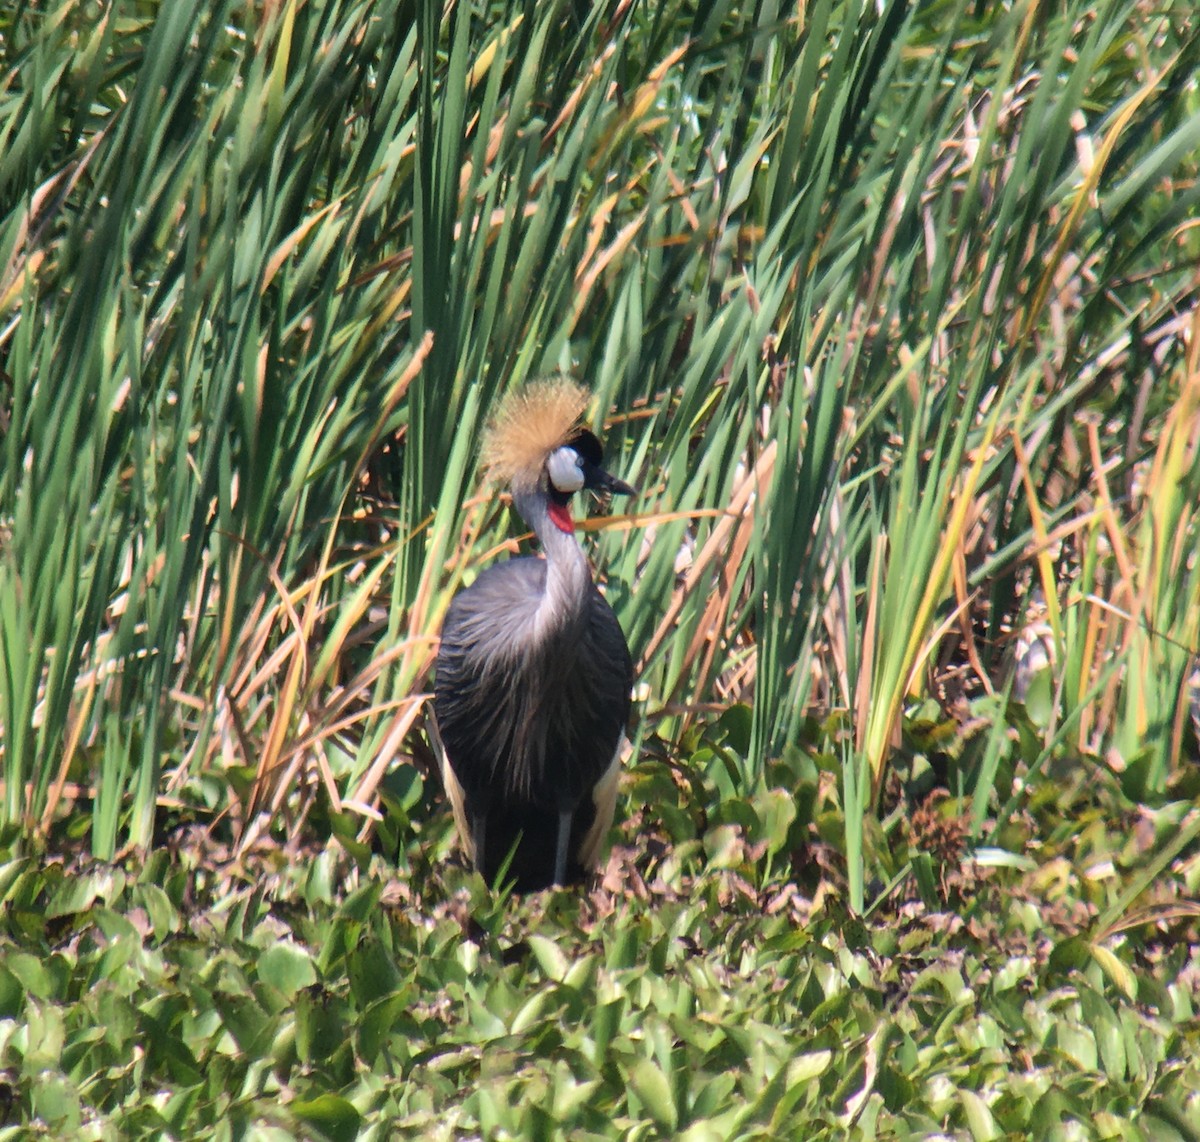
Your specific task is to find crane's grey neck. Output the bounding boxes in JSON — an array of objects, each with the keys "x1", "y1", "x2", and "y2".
[{"x1": 511, "y1": 486, "x2": 591, "y2": 636}]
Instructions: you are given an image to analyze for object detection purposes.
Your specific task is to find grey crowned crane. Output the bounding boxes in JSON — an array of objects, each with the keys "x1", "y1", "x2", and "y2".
[{"x1": 432, "y1": 379, "x2": 636, "y2": 891}]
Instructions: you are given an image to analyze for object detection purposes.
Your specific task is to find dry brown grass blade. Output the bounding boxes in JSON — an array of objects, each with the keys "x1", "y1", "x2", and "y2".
[
  {"x1": 1098, "y1": 900, "x2": 1200, "y2": 940},
  {"x1": 653, "y1": 146, "x2": 702, "y2": 233},
  {"x1": 589, "y1": 42, "x2": 689, "y2": 163},
  {"x1": 467, "y1": 12, "x2": 525, "y2": 90},
  {"x1": 576, "y1": 180, "x2": 634, "y2": 287},
  {"x1": 577, "y1": 507, "x2": 727, "y2": 535},
  {"x1": 352, "y1": 696, "x2": 428, "y2": 841},
  {"x1": 235, "y1": 335, "x2": 434, "y2": 847},
  {"x1": 1020, "y1": 51, "x2": 1179, "y2": 344},
  {"x1": 39, "y1": 665, "x2": 100, "y2": 835},
  {"x1": 261, "y1": 199, "x2": 343, "y2": 292},
  {"x1": 573, "y1": 207, "x2": 649, "y2": 331},
  {"x1": 210, "y1": 600, "x2": 422, "y2": 833},
  {"x1": 951, "y1": 495, "x2": 993, "y2": 697},
  {"x1": 0, "y1": 249, "x2": 44, "y2": 323},
  {"x1": 1077, "y1": 580, "x2": 1105, "y2": 749},
  {"x1": 239, "y1": 563, "x2": 321, "y2": 838},
  {"x1": 231, "y1": 598, "x2": 311, "y2": 707},
  {"x1": 542, "y1": 42, "x2": 617, "y2": 151},
  {"x1": 1012, "y1": 429, "x2": 1064, "y2": 647},
  {"x1": 638, "y1": 440, "x2": 776, "y2": 675},
  {"x1": 1085, "y1": 420, "x2": 1137, "y2": 589},
  {"x1": 297, "y1": 690, "x2": 427, "y2": 759},
  {"x1": 1, "y1": 129, "x2": 106, "y2": 323},
  {"x1": 670, "y1": 460, "x2": 772, "y2": 713},
  {"x1": 357, "y1": 276, "x2": 415, "y2": 361},
  {"x1": 909, "y1": 593, "x2": 978, "y2": 702}
]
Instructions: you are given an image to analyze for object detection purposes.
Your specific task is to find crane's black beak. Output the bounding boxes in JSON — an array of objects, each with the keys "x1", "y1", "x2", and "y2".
[{"x1": 583, "y1": 462, "x2": 637, "y2": 498}]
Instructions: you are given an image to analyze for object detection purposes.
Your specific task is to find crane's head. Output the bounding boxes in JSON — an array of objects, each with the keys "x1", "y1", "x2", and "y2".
[{"x1": 482, "y1": 377, "x2": 636, "y2": 533}]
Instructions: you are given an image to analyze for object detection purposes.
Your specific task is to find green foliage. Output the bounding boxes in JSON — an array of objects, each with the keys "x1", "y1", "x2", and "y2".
[
  {"x1": 1, "y1": 0, "x2": 1199, "y2": 1132},
  {"x1": 1, "y1": 780, "x2": 1198, "y2": 1140}
]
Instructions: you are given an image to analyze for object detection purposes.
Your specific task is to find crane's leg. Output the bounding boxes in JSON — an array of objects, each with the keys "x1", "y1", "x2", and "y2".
[
  {"x1": 553, "y1": 809, "x2": 572, "y2": 886},
  {"x1": 471, "y1": 814, "x2": 487, "y2": 877}
]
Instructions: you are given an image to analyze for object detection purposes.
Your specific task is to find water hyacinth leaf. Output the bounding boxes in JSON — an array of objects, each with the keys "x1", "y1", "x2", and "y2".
[
  {"x1": 1052, "y1": 1022, "x2": 1099, "y2": 1072},
  {"x1": 1091, "y1": 1011, "x2": 1128, "y2": 1081},
  {"x1": 45, "y1": 867, "x2": 116, "y2": 918},
  {"x1": 0, "y1": 858, "x2": 34, "y2": 905},
  {"x1": 689, "y1": 1071, "x2": 740, "y2": 1125},
  {"x1": 789, "y1": 1049, "x2": 833, "y2": 1085},
  {"x1": 678, "y1": 1124, "x2": 732, "y2": 1142},
  {"x1": 703, "y1": 824, "x2": 746, "y2": 871},
  {"x1": 549, "y1": 1061, "x2": 601, "y2": 1122},
  {"x1": 716, "y1": 704, "x2": 753, "y2": 756},
  {"x1": 134, "y1": 883, "x2": 180, "y2": 941},
  {"x1": 1048, "y1": 936, "x2": 1090, "y2": 976},
  {"x1": 465, "y1": 989, "x2": 508, "y2": 1040},
  {"x1": 959, "y1": 1089, "x2": 1000, "y2": 1141},
  {"x1": 562, "y1": 953, "x2": 599, "y2": 993},
  {"x1": 1089, "y1": 944, "x2": 1137, "y2": 1003},
  {"x1": 213, "y1": 991, "x2": 279, "y2": 1057},
  {"x1": 357, "y1": 991, "x2": 413, "y2": 1065},
  {"x1": 291, "y1": 1094, "x2": 362, "y2": 1142},
  {"x1": 347, "y1": 936, "x2": 403, "y2": 1006},
  {"x1": 627, "y1": 1056, "x2": 678, "y2": 1134},
  {"x1": 383, "y1": 762, "x2": 425, "y2": 812},
  {"x1": 295, "y1": 989, "x2": 345, "y2": 1065},
  {"x1": 258, "y1": 941, "x2": 319, "y2": 999},
  {"x1": 0, "y1": 966, "x2": 24, "y2": 1018},
  {"x1": 527, "y1": 934, "x2": 570, "y2": 983},
  {"x1": 335, "y1": 882, "x2": 385, "y2": 927},
  {"x1": 752, "y1": 788, "x2": 798, "y2": 857},
  {"x1": 509, "y1": 986, "x2": 553, "y2": 1036},
  {"x1": 29, "y1": 1073, "x2": 81, "y2": 1134},
  {"x1": 877, "y1": 1063, "x2": 916, "y2": 1115},
  {"x1": 4, "y1": 952, "x2": 54, "y2": 1000}
]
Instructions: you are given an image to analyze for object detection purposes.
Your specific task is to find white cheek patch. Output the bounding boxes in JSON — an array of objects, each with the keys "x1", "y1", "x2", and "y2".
[{"x1": 547, "y1": 446, "x2": 585, "y2": 493}]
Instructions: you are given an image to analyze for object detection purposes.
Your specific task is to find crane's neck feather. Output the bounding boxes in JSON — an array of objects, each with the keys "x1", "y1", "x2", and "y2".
[{"x1": 511, "y1": 486, "x2": 592, "y2": 638}]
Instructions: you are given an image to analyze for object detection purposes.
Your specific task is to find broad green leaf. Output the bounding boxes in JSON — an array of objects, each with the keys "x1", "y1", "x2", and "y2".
[
  {"x1": 527, "y1": 934, "x2": 570, "y2": 982},
  {"x1": 295, "y1": 989, "x2": 346, "y2": 1065},
  {"x1": 291, "y1": 1094, "x2": 362, "y2": 1142},
  {"x1": 259, "y1": 941, "x2": 318, "y2": 999},
  {"x1": 789, "y1": 1050, "x2": 833, "y2": 1084},
  {"x1": 959, "y1": 1089, "x2": 1000, "y2": 1141},
  {"x1": 1089, "y1": 943, "x2": 1137, "y2": 1003},
  {"x1": 5, "y1": 952, "x2": 53, "y2": 999},
  {"x1": 628, "y1": 1056, "x2": 678, "y2": 1133},
  {"x1": 347, "y1": 935, "x2": 402, "y2": 1006}
]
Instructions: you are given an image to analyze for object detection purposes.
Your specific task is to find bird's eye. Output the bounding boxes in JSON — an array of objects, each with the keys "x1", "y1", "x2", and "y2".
[{"x1": 547, "y1": 446, "x2": 585, "y2": 493}]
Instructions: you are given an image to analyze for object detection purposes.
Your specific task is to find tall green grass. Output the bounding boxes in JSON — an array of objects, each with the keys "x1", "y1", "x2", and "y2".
[{"x1": 1, "y1": 0, "x2": 1196, "y2": 901}]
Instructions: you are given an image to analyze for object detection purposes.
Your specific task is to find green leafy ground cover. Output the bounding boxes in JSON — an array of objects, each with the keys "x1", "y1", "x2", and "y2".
[{"x1": 3, "y1": 723, "x2": 1200, "y2": 1139}]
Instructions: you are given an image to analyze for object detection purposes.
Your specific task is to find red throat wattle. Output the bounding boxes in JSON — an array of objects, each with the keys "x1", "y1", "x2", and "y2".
[{"x1": 547, "y1": 500, "x2": 575, "y2": 534}]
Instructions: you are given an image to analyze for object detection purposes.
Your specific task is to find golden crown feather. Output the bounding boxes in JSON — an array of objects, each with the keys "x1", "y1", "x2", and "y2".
[{"x1": 481, "y1": 376, "x2": 591, "y2": 490}]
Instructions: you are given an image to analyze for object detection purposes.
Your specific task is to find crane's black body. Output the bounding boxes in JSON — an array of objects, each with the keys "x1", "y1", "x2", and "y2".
[
  {"x1": 434, "y1": 558, "x2": 632, "y2": 889},
  {"x1": 431, "y1": 388, "x2": 636, "y2": 892}
]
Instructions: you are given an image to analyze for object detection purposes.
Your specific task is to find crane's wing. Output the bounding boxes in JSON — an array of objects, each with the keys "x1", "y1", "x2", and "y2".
[{"x1": 432, "y1": 557, "x2": 632, "y2": 885}]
